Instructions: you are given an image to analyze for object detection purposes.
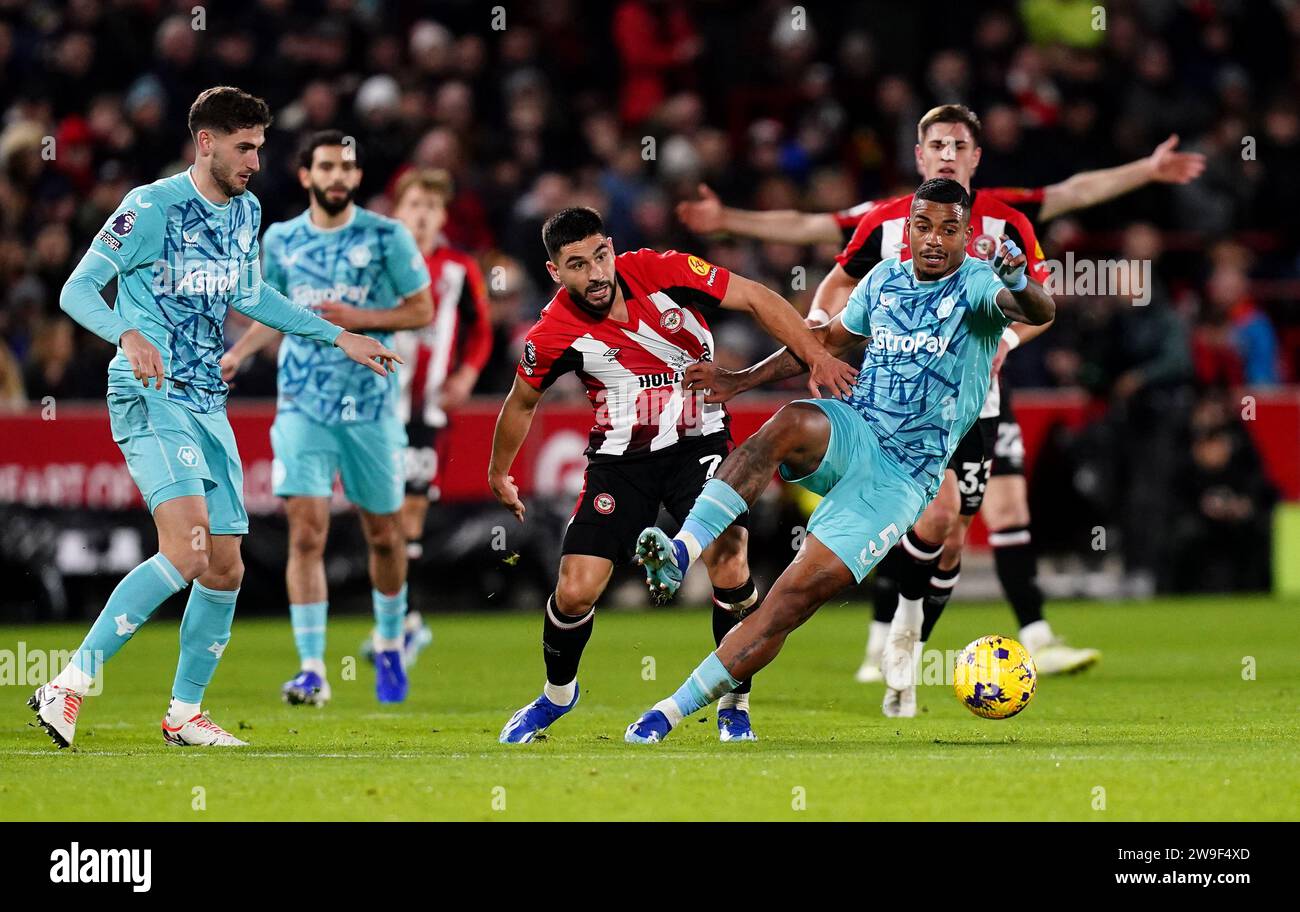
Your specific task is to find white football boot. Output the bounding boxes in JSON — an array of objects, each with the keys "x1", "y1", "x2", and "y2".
[
  {"x1": 161, "y1": 710, "x2": 248, "y2": 746},
  {"x1": 28, "y1": 684, "x2": 83, "y2": 749},
  {"x1": 854, "y1": 621, "x2": 888, "y2": 683},
  {"x1": 882, "y1": 682, "x2": 917, "y2": 718},
  {"x1": 882, "y1": 624, "x2": 922, "y2": 692},
  {"x1": 1020, "y1": 620, "x2": 1100, "y2": 675},
  {"x1": 881, "y1": 613, "x2": 923, "y2": 719}
]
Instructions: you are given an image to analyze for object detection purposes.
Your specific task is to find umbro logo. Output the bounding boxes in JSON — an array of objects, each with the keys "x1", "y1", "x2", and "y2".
[{"x1": 603, "y1": 348, "x2": 620, "y2": 361}]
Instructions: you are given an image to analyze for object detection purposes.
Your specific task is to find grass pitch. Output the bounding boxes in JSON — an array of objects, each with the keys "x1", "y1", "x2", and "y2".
[{"x1": 1, "y1": 596, "x2": 1296, "y2": 821}]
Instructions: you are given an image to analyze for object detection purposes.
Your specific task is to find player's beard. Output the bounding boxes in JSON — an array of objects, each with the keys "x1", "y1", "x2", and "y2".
[
  {"x1": 311, "y1": 183, "x2": 354, "y2": 216},
  {"x1": 574, "y1": 278, "x2": 615, "y2": 314},
  {"x1": 210, "y1": 154, "x2": 247, "y2": 198}
]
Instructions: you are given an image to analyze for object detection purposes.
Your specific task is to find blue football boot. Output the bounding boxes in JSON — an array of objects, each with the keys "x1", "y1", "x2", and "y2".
[
  {"x1": 498, "y1": 685, "x2": 580, "y2": 743},
  {"x1": 374, "y1": 650, "x2": 408, "y2": 703},
  {"x1": 282, "y1": 669, "x2": 331, "y2": 707},
  {"x1": 624, "y1": 708, "x2": 674, "y2": 744},
  {"x1": 717, "y1": 707, "x2": 757, "y2": 742}
]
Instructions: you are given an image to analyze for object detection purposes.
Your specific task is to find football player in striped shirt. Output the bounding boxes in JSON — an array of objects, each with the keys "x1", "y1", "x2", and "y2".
[{"x1": 492, "y1": 206, "x2": 855, "y2": 743}]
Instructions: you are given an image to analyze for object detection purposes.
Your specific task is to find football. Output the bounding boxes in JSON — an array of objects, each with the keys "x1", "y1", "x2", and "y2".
[{"x1": 953, "y1": 635, "x2": 1038, "y2": 719}]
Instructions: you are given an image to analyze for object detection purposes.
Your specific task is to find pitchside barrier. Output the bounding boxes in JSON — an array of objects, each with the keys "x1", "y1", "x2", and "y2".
[{"x1": 1, "y1": 389, "x2": 1297, "y2": 607}]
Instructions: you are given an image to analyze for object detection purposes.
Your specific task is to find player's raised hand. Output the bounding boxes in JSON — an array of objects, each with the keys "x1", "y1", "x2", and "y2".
[
  {"x1": 316, "y1": 300, "x2": 369, "y2": 331},
  {"x1": 489, "y1": 472, "x2": 526, "y2": 522},
  {"x1": 992, "y1": 235, "x2": 1028, "y2": 291},
  {"x1": 335, "y1": 331, "x2": 403, "y2": 376},
  {"x1": 1148, "y1": 134, "x2": 1206, "y2": 184},
  {"x1": 675, "y1": 184, "x2": 724, "y2": 234},
  {"x1": 684, "y1": 361, "x2": 744, "y2": 403},
  {"x1": 120, "y1": 329, "x2": 165, "y2": 389},
  {"x1": 806, "y1": 351, "x2": 858, "y2": 400}
]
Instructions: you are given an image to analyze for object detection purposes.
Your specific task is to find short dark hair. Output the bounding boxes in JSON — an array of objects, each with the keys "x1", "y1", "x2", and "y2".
[
  {"x1": 187, "y1": 86, "x2": 272, "y2": 137},
  {"x1": 914, "y1": 178, "x2": 971, "y2": 216},
  {"x1": 916, "y1": 104, "x2": 983, "y2": 146},
  {"x1": 297, "y1": 129, "x2": 361, "y2": 170},
  {"x1": 542, "y1": 207, "x2": 605, "y2": 261}
]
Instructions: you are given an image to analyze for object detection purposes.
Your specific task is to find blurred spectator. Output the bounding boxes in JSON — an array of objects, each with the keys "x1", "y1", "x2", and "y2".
[
  {"x1": 0, "y1": 337, "x2": 24, "y2": 410},
  {"x1": 22, "y1": 318, "x2": 100, "y2": 402},
  {"x1": 1168, "y1": 393, "x2": 1277, "y2": 592},
  {"x1": 1193, "y1": 247, "x2": 1281, "y2": 387},
  {"x1": 612, "y1": 0, "x2": 700, "y2": 125},
  {"x1": 0, "y1": 0, "x2": 1292, "y2": 418}
]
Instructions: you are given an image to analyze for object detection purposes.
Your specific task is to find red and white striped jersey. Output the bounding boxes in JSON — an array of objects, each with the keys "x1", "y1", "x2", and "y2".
[
  {"x1": 518, "y1": 248, "x2": 731, "y2": 459},
  {"x1": 395, "y1": 242, "x2": 492, "y2": 427}
]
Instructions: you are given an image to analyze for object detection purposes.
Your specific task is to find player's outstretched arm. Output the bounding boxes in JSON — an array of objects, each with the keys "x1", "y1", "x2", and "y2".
[
  {"x1": 720, "y1": 274, "x2": 857, "y2": 399},
  {"x1": 991, "y1": 236, "x2": 1055, "y2": 326},
  {"x1": 234, "y1": 283, "x2": 401, "y2": 375},
  {"x1": 676, "y1": 183, "x2": 841, "y2": 245},
  {"x1": 220, "y1": 320, "x2": 281, "y2": 382},
  {"x1": 1038, "y1": 134, "x2": 1206, "y2": 221},
  {"x1": 316, "y1": 287, "x2": 434, "y2": 332},
  {"x1": 685, "y1": 315, "x2": 862, "y2": 404},
  {"x1": 807, "y1": 262, "x2": 859, "y2": 325},
  {"x1": 488, "y1": 375, "x2": 544, "y2": 522}
]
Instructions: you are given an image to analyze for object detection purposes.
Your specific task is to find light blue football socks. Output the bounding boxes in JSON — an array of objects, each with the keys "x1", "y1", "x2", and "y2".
[
  {"x1": 69, "y1": 553, "x2": 188, "y2": 681},
  {"x1": 677, "y1": 478, "x2": 749, "y2": 562},
  {"x1": 373, "y1": 584, "x2": 408, "y2": 644},
  {"x1": 653, "y1": 653, "x2": 742, "y2": 727},
  {"x1": 290, "y1": 601, "x2": 328, "y2": 667},
  {"x1": 172, "y1": 581, "x2": 238, "y2": 704}
]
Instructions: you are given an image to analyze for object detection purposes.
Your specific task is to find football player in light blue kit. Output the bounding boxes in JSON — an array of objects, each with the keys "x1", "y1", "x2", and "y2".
[
  {"x1": 221, "y1": 131, "x2": 432, "y2": 705},
  {"x1": 28, "y1": 88, "x2": 401, "y2": 749},
  {"x1": 626, "y1": 178, "x2": 1055, "y2": 743}
]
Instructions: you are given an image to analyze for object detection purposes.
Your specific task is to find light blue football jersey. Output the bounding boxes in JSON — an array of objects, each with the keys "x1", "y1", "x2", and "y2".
[
  {"x1": 262, "y1": 207, "x2": 429, "y2": 425},
  {"x1": 88, "y1": 169, "x2": 266, "y2": 413},
  {"x1": 840, "y1": 255, "x2": 1012, "y2": 493}
]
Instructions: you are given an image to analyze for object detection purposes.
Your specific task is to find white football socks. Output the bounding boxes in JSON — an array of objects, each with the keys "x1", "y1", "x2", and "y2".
[
  {"x1": 52, "y1": 663, "x2": 95, "y2": 695},
  {"x1": 544, "y1": 678, "x2": 576, "y2": 707},
  {"x1": 167, "y1": 699, "x2": 201, "y2": 727}
]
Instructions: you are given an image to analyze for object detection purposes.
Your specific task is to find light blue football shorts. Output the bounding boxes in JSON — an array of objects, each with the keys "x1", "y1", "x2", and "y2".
[
  {"x1": 270, "y1": 409, "x2": 407, "y2": 515},
  {"x1": 106, "y1": 388, "x2": 249, "y2": 535},
  {"x1": 779, "y1": 398, "x2": 932, "y2": 583}
]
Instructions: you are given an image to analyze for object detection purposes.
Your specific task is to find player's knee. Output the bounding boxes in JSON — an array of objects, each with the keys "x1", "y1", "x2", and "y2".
[
  {"x1": 289, "y1": 523, "x2": 328, "y2": 559},
  {"x1": 928, "y1": 500, "x2": 962, "y2": 539},
  {"x1": 202, "y1": 556, "x2": 245, "y2": 590},
  {"x1": 703, "y1": 537, "x2": 748, "y2": 584},
  {"x1": 554, "y1": 577, "x2": 599, "y2": 617},
  {"x1": 168, "y1": 548, "x2": 209, "y2": 583},
  {"x1": 985, "y1": 501, "x2": 1030, "y2": 530},
  {"x1": 367, "y1": 525, "x2": 403, "y2": 561}
]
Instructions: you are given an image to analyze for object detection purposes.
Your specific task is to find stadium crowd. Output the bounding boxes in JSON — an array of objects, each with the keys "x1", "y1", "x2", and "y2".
[{"x1": 0, "y1": 0, "x2": 1295, "y2": 591}]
